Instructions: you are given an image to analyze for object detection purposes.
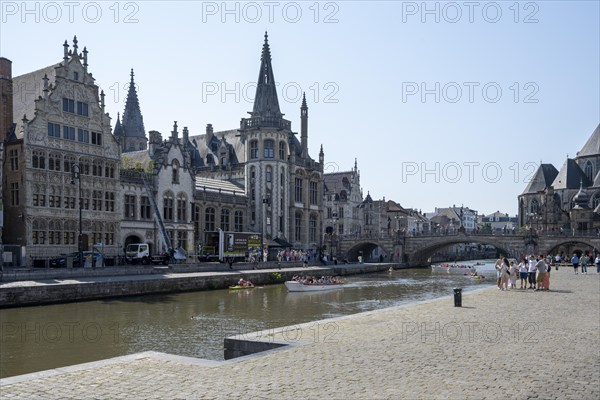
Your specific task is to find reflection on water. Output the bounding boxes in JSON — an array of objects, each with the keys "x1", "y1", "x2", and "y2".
[{"x1": 0, "y1": 261, "x2": 496, "y2": 378}]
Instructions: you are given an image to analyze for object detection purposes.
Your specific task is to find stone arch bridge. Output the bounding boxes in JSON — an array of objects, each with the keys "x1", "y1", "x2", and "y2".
[{"x1": 338, "y1": 233, "x2": 600, "y2": 267}]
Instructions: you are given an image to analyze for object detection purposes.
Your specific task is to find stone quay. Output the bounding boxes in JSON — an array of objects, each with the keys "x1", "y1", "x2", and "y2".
[{"x1": 0, "y1": 267, "x2": 598, "y2": 399}]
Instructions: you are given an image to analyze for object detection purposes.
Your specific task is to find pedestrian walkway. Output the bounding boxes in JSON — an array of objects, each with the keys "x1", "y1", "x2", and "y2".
[{"x1": 1, "y1": 269, "x2": 598, "y2": 399}]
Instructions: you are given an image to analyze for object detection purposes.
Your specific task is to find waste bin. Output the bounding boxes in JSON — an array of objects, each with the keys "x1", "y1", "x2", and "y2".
[{"x1": 453, "y1": 288, "x2": 462, "y2": 307}]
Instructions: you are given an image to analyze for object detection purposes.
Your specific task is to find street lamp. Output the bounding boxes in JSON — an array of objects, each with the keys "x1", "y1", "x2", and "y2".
[{"x1": 71, "y1": 164, "x2": 83, "y2": 267}]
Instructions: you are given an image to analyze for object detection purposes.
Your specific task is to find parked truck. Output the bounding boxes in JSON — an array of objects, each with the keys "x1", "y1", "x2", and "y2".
[
  {"x1": 125, "y1": 243, "x2": 171, "y2": 265},
  {"x1": 198, "y1": 230, "x2": 262, "y2": 263}
]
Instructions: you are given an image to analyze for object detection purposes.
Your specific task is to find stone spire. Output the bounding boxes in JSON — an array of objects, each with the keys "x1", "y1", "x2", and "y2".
[
  {"x1": 251, "y1": 32, "x2": 282, "y2": 119},
  {"x1": 300, "y1": 92, "x2": 308, "y2": 158},
  {"x1": 121, "y1": 69, "x2": 146, "y2": 139},
  {"x1": 113, "y1": 113, "x2": 124, "y2": 136}
]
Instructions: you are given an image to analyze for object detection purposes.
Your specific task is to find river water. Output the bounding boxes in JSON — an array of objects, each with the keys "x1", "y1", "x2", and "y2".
[{"x1": 0, "y1": 261, "x2": 496, "y2": 378}]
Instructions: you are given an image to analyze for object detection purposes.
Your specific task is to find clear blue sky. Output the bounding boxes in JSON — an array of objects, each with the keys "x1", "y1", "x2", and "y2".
[{"x1": 2, "y1": 1, "x2": 599, "y2": 216}]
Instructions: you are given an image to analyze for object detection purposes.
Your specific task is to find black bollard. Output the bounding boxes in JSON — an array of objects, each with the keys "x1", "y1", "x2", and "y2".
[{"x1": 453, "y1": 288, "x2": 462, "y2": 307}]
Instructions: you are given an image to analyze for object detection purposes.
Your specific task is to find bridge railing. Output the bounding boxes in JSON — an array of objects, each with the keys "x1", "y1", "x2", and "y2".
[{"x1": 338, "y1": 229, "x2": 600, "y2": 241}]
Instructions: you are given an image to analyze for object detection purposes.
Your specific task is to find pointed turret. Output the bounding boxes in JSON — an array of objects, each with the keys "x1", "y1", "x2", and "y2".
[
  {"x1": 300, "y1": 92, "x2": 308, "y2": 158},
  {"x1": 113, "y1": 112, "x2": 124, "y2": 136},
  {"x1": 251, "y1": 31, "x2": 282, "y2": 119},
  {"x1": 319, "y1": 144, "x2": 324, "y2": 165},
  {"x1": 120, "y1": 69, "x2": 147, "y2": 152},
  {"x1": 122, "y1": 69, "x2": 146, "y2": 138}
]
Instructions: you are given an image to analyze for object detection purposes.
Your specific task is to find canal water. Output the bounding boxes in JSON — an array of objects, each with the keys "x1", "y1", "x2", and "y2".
[{"x1": 0, "y1": 261, "x2": 497, "y2": 378}]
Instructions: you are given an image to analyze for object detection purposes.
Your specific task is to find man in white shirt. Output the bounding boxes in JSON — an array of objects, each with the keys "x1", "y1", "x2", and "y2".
[{"x1": 527, "y1": 255, "x2": 537, "y2": 289}]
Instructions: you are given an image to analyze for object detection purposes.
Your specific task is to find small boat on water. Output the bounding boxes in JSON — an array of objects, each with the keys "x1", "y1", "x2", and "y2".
[
  {"x1": 228, "y1": 284, "x2": 255, "y2": 290},
  {"x1": 432, "y1": 263, "x2": 477, "y2": 274},
  {"x1": 284, "y1": 281, "x2": 344, "y2": 292}
]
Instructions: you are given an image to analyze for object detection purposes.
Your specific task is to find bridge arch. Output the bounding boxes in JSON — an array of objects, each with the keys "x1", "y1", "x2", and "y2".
[
  {"x1": 410, "y1": 237, "x2": 513, "y2": 266},
  {"x1": 345, "y1": 241, "x2": 390, "y2": 262}
]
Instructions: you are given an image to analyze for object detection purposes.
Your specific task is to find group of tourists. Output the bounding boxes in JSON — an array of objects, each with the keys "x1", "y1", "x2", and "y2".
[
  {"x1": 569, "y1": 251, "x2": 600, "y2": 274},
  {"x1": 291, "y1": 275, "x2": 343, "y2": 285},
  {"x1": 495, "y1": 255, "x2": 551, "y2": 291}
]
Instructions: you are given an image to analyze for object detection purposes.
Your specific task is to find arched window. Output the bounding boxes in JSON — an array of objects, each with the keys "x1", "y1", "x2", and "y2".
[
  {"x1": 593, "y1": 193, "x2": 600, "y2": 209},
  {"x1": 266, "y1": 165, "x2": 272, "y2": 182},
  {"x1": 205, "y1": 207, "x2": 216, "y2": 231},
  {"x1": 49, "y1": 153, "x2": 61, "y2": 171},
  {"x1": 530, "y1": 199, "x2": 540, "y2": 214},
  {"x1": 163, "y1": 191, "x2": 174, "y2": 221},
  {"x1": 585, "y1": 161, "x2": 594, "y2": 182},
  {"x1": 172, "y1": 160, "x2": 180, "y2": 184},
  {"x1": 32, "y1": 151, "x2": 46, "y2": 169},
  {"x1": 264, "y1": 139, "x2": 274, "y2": 158},
  {"x1": 221, "y1": 209, "x2": 230, "y2": 231}
]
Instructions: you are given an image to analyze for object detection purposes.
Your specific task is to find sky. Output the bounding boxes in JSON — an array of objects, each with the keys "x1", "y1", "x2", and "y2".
[{"x1": 1, "y1": 1, "x2": 599, "y2": 216}]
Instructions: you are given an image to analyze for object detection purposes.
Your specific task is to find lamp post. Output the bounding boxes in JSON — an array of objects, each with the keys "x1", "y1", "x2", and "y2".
[{"x1": 70, "y1": 164, "x2": 83, "y2": 267}]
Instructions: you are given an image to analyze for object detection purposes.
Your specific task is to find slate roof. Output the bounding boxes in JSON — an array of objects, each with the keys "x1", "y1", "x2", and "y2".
[
  {"x1": 12, "y1": 63, "x2": 60, "y2": 137},
  {"x1": 551, "y1": 159, "x2": 591, "y2": 190},
  {"x1": 577, "y1": 123, "x2": 600, "y2": 158},
  {"x1": 521, "y1": 164, "x2": 559, "y2": 194},
  {"x1": 195, "y1": 176, "x2": 245, "y2": 194}
]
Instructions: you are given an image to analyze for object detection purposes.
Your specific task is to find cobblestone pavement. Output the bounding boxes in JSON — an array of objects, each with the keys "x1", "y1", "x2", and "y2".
[{"x1": 1, "y1": 269, "x2": 598, "y2": 399}]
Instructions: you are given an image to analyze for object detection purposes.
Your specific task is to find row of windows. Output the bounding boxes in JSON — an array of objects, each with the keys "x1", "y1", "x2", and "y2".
[
  {"x1": 32, "y1": 185, "x2": 116, "y2": 211},
  {"x1": 62, "y1": 98, "x2": 89, "y2": 117},
  {"x1": 294, "y1": 213, "x2": 318, "y2": 242},
  {"x1": 31, "y1": 220, "x2": 116, "y2": 245},
  {"x1": 32, "y1": 152, "x2": 116, "y2": 178},
  {"x1": 48, "y1": 122, "x2": 102, "y2": 145},
  {"x1": 249, "y1": 140, "x2": 287, "y2": 160},
  {"x1": 203, "y1": 208, "x2": 244, "y2": 232}
]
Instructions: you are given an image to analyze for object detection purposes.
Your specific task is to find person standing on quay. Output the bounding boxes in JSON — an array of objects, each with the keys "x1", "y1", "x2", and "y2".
[
  {"x1": 595, "y1": 253, "x2": 600, "y2": 273},
  {"x1": 519, "y1": 257, "x2": 529, "y2": 289},
  {"x1": 544, "y1": 257, "x2": 551, "y2": 290},
  {"x1": 499, "y1": 257, "x2": 510, "y2": 291},
  {"x1": 535, "y1": 255, "x2": 547, "y2": 291},
  {"x1": 527, "y1": 255, "x2": 537, "y2": 289},
  {"x1": 581, "y1": 251, "x2": 589, "y2": 274},
  {"x1": 571, "y1": 253, "x2": 580, "y2": 274},
  {"x1": 495, "y1": 256, "x2": 504, "y2": 289}
]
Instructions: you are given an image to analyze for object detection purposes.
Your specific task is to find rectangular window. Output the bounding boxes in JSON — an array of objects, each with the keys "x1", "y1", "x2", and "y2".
[
  {"x1": 104, "y1": 192, "x2": 115, "y2": 212},
  {"x1": 250, "y1": 141, "x2": 258, "y2": 159},
  {"x1": 91, "y1": 131, "x2": 102, "y2": 145},
  {"x1": 140, "y1": 196, "x2": 152, "y2": 219},
  {"x1": 47, "y1": 123, "x2": 61, "y2": 138},
  {"x1": 10, "y1": 182, "x2": 19, "y2": 206},
  {"x1": 76, "y1": 101, "x2": 89, "y2": 116},
  {"x1": 9, "y1": 149, "x2": 18, "y2": 171},
  {"x1": 264, "y1": 140, "x2": 274, "y2": 158},
  {"x1": 310, "y1": 181, "x2": 318, "y2": 205},
  {"x1": 177, "y1": 199, "x2": 187, "y2": 222},
  {"x1": 177, "y1": 231, "x2": 187, "y2": 251},
  {"x1": 294, "y1": 178, "x2": 303, "y2": 203},
  {"x1": 63, "y1": 125, "x2": 75, "y2": 140},
  {"x1": 62, "y1": 98, "x2": 75, "y2": 113},
  {"x1": 78, "y1": 129, "x2": 89, "y2": 143},
  {"x1": 124, "y1": 195, "x2": 136, "y2": 219}
]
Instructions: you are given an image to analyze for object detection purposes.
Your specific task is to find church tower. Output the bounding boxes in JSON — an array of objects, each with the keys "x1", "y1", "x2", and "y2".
[{"x1": 118, "y1": 69, "x2": 147, "y2": 152}]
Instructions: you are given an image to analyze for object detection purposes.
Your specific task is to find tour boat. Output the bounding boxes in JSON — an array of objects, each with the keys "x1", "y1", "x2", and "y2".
[{"x1": 284, "y1": 281, "x2": 344, "y2": 292}]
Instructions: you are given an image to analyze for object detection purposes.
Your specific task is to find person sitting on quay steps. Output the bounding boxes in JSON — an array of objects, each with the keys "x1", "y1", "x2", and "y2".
[
  {"x1": 527, "y1": 255, "x2": 537, "y2": 289},
  {"x1": 571, "y1": 253, "x2": 580, "y2": 274},
  {"x1": 519, "y1": 257, "x2": 529, "y2": 289},
  {"x1": 535, "y1": 255, "x2": 548, "y2": 291}
]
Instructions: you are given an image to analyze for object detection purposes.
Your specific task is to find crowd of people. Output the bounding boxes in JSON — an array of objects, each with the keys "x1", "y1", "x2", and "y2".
[
  {"x1": 291, "y1": 275, "x2": 343, "y2": 285},
  {"x1": 495, "y1": 250, "x2": 599, "y2": 291}
]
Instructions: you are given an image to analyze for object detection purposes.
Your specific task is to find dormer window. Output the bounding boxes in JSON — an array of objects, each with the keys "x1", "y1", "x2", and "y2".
[{"x1": 73, "y1": 71, "x2": 79, "y2": 81}]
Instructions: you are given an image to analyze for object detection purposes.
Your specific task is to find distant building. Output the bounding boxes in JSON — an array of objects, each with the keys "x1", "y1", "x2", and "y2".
[
  {"x1": 480, "y1": 211, "x2": 517, "y2": 233},
  {"x1": 323, "y1": 159, "x2": 363, "y2": 237},
  {"x1": 518, "y1": 124, "x2": 600, "y2": 233},
  {"x1": 427, "y1": 205, "x2": 477, "y2": 234}
]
